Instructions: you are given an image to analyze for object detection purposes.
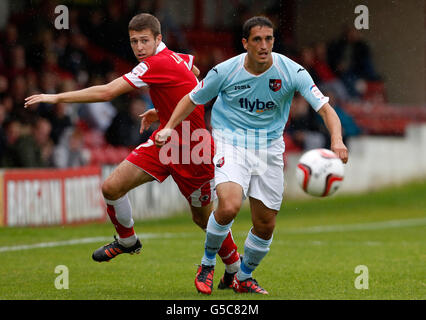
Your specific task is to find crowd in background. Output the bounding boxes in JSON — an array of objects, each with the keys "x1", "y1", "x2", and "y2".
[{"x1": 0, "y1": 0, "x2": 381, "y2": 168}]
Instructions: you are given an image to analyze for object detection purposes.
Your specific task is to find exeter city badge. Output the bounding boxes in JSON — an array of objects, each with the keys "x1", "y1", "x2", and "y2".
[
  {"x1": 216, "y1": 156, "x2": 225, "y2": 168},
  {"x1": 269, "y1": 79, "x2": 282, "y2": 92}
]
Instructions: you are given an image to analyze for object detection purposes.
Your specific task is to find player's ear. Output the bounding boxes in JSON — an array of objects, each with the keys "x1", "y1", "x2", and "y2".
[
  {"x1": 156, "y1": 33, "x2": 162, "y2": 45},
  {"x1": 242, "y1": 38, "x2": 248, "y2": 50}
]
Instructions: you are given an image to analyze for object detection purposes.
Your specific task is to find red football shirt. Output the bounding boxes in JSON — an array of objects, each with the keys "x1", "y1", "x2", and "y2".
[{"x1": 122, "y1": 42, "x2": 207, "y2": 144}]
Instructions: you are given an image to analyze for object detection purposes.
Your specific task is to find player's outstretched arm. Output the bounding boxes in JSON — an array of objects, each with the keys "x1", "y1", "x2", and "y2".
[
  {"x1": 318, "y1": 103, "x2": 349, "y2": 163},
  {"x1": 155, "y1": 94, "x2": 196, "y2": 146},
  {"x1": 192, "y1": 65, "x2": 200, "y2": 78},
  {"x1": 24, "y1": 77, "x2": 134, "y2": 108},
  {"x1": 139, "y1": 109, "x2": 159, "y2": 134}
]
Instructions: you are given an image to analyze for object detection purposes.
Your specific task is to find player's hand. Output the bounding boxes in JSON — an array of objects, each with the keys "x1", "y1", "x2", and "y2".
[
  {"x1": 24, "y1": 94, "x2": 58, "y2": 108},
  {"x1": 155, "y1": 128, "x2": 173, "y2": 147},
  {"x1": 331, "y1": 140, "x2": 348, "y2": 164},
  {"x1": 139, "y1": 109, "x2": 159, "y2": 134}
]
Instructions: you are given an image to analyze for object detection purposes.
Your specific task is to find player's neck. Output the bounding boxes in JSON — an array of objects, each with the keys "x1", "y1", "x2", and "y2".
[{"x1": 244, "y1": 55, "x2": 273, "y2": 76}]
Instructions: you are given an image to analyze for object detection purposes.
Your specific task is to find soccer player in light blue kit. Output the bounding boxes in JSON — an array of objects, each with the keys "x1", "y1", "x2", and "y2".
[{"x1": 156, "y1": 16, "x2": 348, "y2": 295}]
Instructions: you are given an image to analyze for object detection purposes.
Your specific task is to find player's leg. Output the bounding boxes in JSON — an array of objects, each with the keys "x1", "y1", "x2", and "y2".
[
  {"x1": 190, "y1": 202, "x2": 241, "y2": 290},
  {"x1": 102, "y1": 160, "x2": 154, "y2": 241},
  {"x1": 195, "y1": 181, "x2": 243, "y2": 294},
  {"x1": 232, "y1": 197, "x2": 276, "y2": 294},
  {"x1": 232, "y1": 138, "x2": 284, "y2": 294},
  {"x1": 92, "y1": 160, "x2": 155, "y2": 262}
]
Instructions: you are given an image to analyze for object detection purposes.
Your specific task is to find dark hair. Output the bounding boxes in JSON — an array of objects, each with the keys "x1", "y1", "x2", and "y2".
[
  {"x1": 242, "y1": 16, "x2": 274, "y2": 40},
  {"x1": 128, "y1": 13, "x2": 161, "y2": 37}
]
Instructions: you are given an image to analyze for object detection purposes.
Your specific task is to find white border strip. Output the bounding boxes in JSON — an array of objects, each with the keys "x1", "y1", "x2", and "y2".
[
  {"x1": 1, "y1": 218, "x2": 425, "y2": 253},
  {"x1": 283, "y1": 217, "x2": 426, "y2": 234},
  {"x1": 0, "y1": 233, "x2": 192, "y2": 253}
]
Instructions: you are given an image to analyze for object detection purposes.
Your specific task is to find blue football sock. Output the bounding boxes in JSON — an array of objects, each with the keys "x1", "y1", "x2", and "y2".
[
  {"x1": 201, "y1": 212, "x2": 233, "y2": 266},
  {"x1": 237, "y1": 229, "x2": 273, "y2": 281}
]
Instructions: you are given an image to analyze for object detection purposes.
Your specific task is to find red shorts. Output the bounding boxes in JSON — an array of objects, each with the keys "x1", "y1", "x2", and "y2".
[{"x1": 126, "y1": 131, "x2": 215, "y2": 207}]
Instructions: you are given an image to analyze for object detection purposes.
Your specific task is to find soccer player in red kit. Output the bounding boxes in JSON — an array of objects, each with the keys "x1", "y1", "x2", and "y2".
[{"x1": 25, "y1": 13, "x2": 240, "y2": 294}]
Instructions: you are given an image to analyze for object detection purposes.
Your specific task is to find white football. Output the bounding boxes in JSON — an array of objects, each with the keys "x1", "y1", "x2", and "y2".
[{"x1": 295, "y1": 148, "x2": 344, "y2": 197}]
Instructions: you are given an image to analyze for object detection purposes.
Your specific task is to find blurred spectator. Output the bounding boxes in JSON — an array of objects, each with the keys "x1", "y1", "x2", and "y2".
[
  {"x1": 327, "y1": 26, "x2": 381, "y2": 99},
  {"x1": 0, "y1": 23, "x2": 19, "y2": 70},
  {"x1": 78, "y1": 100, "x2": 117, "y2": 133},
  {"x1": 287, "y1": 93, "x2": 327, "y2": 150},
  {"x1": 2, "y1": 117, "x2": 53, "y2": 167},
  {"x1": 299, "y1": 46, "x2": 321, "y2": 84},
  {"x1": 152, "y1": 0, "x2": 189, "y2": 53},
  {"x1": 53, "y1": 127, "x2": 89, "y2": 168},
  {"x1": 41, "y1": 102, "x2": 73, "y2": 145},
  {"x1": 0, "y1": 103, "x2": 7, "y2": 162},
  {"x1": 6, "y1": 45, "x2": 32, "y2": 80},
  {"x1": 105, "y1": 98, "x2": 154, "y2": 147},
  {"x1": 0, "y1": 75, "x2": 8, "y2": 99},
  {"x1": 1, "y1": 119, "x2": 22, "y2": 166},
  {"x1": 312, "y1": 42, "x2": 350, "y2": 102},
  {"x1": 77, "y1": 76, "x2": 117, "y2": 132}
]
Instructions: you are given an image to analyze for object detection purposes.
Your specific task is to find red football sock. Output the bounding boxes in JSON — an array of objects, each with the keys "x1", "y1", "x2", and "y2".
[
  {"x1": 106, "y1": 204, "x2": 135, "y2": 239},
  {"x1": 218, "y1": 230, "x2": 240, "y2": 265}
]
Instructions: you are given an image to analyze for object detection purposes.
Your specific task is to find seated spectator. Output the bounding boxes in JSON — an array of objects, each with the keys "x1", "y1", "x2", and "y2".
[
  {"x1": 0, "y1": 103, "x2": 7, "y2": 162},
  {"x1": 105, "y1": 98, "x2": 155, "y2": 147},
  {"x1": 312, "y1": 41, "x2": 350, "y2": 102},
  {"x1": 327, "y1": 26, "x2": 381, "y2": 99},
  {"x1": 42, "y1": 102, "x2": 73, "y2": 145},
  {"x1": 287, "y1": 93, "x2": 327, "y2": 150},
  {"x1": 299, "y1": 46, "x2": 321, "y2": 84},
  {"x1": 1, "y1": 119, "x2": 22, "y2": 167},
  {"x1": 0, "y1": 75, "x2": 8, "y2": 100},
  {"x1": 53, "y1": 127, "x2": 90, "y2": 168},
  {"x1": 2, "y1": 117, "x2": 53, "y2": 168}
]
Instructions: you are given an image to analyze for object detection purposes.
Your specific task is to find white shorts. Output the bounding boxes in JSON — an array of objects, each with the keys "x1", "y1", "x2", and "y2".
[{"x1": 213, "y1": 137, "x2": 285, "y2": 211}]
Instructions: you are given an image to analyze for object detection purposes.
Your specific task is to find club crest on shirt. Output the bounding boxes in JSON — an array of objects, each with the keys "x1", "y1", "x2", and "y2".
[
  {"x1": 199, "y1": 194, "x2": 210, "y2": 202},
  {"x1": 216, "y1": 156, "x2": 225, "y2": 168},
  {"x1": 269, "y1": 79, "x2": 282, "y2": 92}
]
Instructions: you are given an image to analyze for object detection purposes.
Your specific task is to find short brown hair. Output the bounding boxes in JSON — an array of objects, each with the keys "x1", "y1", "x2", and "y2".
[
  {"x1": 242, "y1": 16, "x2": 274, "y2": 40},
  {"x1": 128, "y1": 13, "x2": 161, "y2": 37}
]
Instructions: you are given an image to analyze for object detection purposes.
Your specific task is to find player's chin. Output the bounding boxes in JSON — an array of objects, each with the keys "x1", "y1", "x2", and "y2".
[{"x1": 257, "y1": 54, "x2": 270, "y2": 62}]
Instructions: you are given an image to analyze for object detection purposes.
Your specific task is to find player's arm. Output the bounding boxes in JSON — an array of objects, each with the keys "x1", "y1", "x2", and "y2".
[
  {"x1": 294, "y1": 64, "x2": 348, "y2": 163},
  {"x1": 24, "y1": 77, "x2": 134, "y2": 108},
  {"x1": 139, "y1": 108, "x2": 159, "y2": 134},
  {"x1": 155, "y1": 94, "x2": 196, "y2": 146},
  {"x1": 192, "y1": 65, "x2": 200, "y2": 78},
  {"x1": 317, "y1": 103, "x2": 348, "y2": 163}
]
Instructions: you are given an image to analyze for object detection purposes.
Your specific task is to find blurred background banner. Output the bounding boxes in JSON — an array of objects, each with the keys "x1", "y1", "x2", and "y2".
[{"x1": 0, "y1": 0, "x2": 425, "y2": 225}]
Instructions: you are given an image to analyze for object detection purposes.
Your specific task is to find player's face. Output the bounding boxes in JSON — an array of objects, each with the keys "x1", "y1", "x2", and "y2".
[
  {"x1": 129, "y1": 29, "x2": 162, "y2": 61},
  {"x1": 242, "y1": 26, "x2": 274, "y2": 66}
]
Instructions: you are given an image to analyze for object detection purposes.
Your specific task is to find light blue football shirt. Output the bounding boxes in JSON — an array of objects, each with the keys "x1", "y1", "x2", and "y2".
[{"x1": 189, "y1": 52, "x2": 329, "y2": 149}]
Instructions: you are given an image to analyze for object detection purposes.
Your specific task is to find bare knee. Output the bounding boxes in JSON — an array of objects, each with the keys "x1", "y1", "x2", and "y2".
[
  {"x1": 252, "y1": 215, "x2": 277, "y2": 240},
  {"x1": 102, "y1": 179, "x2": 125, "y2": 200},
  {"x1": 216, "y1": 200, "x2": 241, "y2": 225}
]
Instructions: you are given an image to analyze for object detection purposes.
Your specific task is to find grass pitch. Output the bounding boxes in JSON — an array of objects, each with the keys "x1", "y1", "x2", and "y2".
[{"x1": 0, "y1": 181, "x2": 425, "y2": 300}]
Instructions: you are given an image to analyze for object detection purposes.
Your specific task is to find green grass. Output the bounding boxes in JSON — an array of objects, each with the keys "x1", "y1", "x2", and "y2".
[{"x1": 0, "y1": 181, "x2": 425, "y2": 300}]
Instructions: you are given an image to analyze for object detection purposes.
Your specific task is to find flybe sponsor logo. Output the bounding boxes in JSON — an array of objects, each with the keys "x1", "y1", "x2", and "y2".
[{"x1": 239, "y1": 98, "x2": 277, "y2": 113}]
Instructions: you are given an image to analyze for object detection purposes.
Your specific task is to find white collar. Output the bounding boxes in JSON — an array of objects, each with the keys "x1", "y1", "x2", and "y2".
[{"x1": 155, "y1": 41, "x2": 166, "y2": 54}]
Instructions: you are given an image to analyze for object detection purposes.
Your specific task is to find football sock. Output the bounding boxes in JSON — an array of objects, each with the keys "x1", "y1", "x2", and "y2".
[
  {"x1": 218, "y1": 230, "x2": 241, "y2": 273},
  {"x1": 105, "y1": 195, "x2": 137, "y2": 247},
  {"x1": 236, "y1": 229, "x2": 273, "y2": 281},
  {"x1": 201, "y1": 212, "x2": 234, "y2": 267}
]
